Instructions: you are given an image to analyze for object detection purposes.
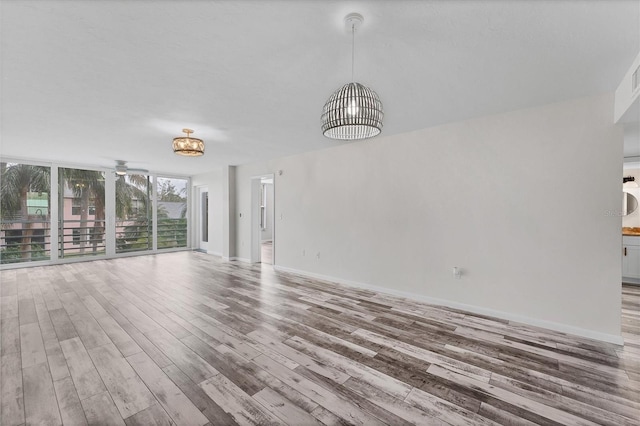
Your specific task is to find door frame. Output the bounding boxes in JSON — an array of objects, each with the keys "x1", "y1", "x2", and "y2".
[{"x1": 250, "y1": 174, "x2": 275, "y2": 264}]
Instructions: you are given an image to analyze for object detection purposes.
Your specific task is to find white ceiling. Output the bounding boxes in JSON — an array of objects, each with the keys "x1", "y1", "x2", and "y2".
[{"x1": 1, "y1": 0, "x2": 638, "y2": 176}]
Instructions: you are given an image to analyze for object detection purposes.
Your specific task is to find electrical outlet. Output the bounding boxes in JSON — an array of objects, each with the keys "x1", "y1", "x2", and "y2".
[{"x1": 316, "y1": 252, "x2": 320, "y2": 259}]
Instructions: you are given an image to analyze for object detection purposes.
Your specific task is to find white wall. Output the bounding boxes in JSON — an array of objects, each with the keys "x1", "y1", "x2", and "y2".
[
  {"x1": 624, "y1": 123, "x2": 640, "y2": 158},
  {"x1": 191, "y1": 169, "x2": 224, "y2": 256},
  {"x1": 233, "y1": 93, "x2": 623, "y2": 343}
]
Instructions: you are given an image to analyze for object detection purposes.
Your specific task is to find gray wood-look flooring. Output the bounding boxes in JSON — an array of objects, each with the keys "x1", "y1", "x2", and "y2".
[
  {"x1": 261, "y1": 242, "x2": 273, "y2": 265},
  {"x1": 0, "y1": 251, "x2": 638, "y2": 425}
]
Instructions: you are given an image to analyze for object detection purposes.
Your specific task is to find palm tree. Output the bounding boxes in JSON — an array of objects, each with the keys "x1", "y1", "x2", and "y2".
[
  {"x1": 2, "y1": 166, "x2": 159, "y2": 261},
  {"x1": 61, "y1": 171, "x2": 151, "y2": 255},
  {"x1": 59, "y1": 170, "x2": 154, "y2": 257},
  {"x1": 115, "y1": 174, "x2": 152, "y2": 252},
  {"x1": 2, "y1": 167, "x2": 191, "y2": 260},
  {"x1": 1, "y1": 163, "x2": 51, "y2": 260},
  {"x1": 60, "y1": 168, "x2": 106, "y2": 255},
  {"x1": 116, "y1": 174, "x2": 149, "y2": 218}
]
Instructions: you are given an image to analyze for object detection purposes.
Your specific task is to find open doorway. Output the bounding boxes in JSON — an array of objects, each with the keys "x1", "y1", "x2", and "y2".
[
  {"x1": 251, "y1": 174, "x2": 275, "y2": 265},
  {"x1": 623, "y1": 161, "x2": 640, "y2": 285}
]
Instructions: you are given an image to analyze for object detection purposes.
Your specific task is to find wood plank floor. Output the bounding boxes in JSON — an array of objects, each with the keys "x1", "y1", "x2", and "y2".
[
  {"x1": 1, "y1": 251, "x2": 639, "y2": 425},
  {"x1": 261, "y1": 242, "x2": 273, "y2": 265}
]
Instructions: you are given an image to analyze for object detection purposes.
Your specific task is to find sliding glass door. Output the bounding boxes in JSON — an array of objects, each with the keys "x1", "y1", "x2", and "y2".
[
  {"x1": 0, "y1": 162, "x2": 51, "y2": 264},
  {"x1": 58, "y1": 167, "x2": 106, "y2": 258},
  {"x1": 1, "y1": 161, "x2": 190, "y2": 267},
  {"x1": 157, "y1": 177, "x2": 188, "y2": 249},
  {"x1": 115, "y1": 174, "x2": 152, "y2": 254}
]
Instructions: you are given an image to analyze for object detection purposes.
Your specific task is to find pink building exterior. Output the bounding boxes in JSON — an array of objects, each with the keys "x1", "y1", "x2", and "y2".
[{"x1": 1, "y1": 186, "x2": 119, "y2": 258}]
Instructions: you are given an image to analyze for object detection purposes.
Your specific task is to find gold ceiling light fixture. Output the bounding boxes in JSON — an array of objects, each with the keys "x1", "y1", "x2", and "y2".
[
  {"x1": 172, "y1": 128, "x2": 204, "y2": 156},
  {"x1": 321, "y1": 12, "x2": 384, "y2": 141}
]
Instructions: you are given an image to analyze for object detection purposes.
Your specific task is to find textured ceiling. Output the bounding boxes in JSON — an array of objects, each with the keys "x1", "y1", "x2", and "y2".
[{"x1": 1, "y1": 0, "x2": 638, "y2": 176}]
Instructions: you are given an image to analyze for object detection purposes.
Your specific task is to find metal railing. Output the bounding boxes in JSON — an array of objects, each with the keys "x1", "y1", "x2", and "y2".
[
  {"x1": 116, "y1": 220, "x2": 153, "y2": 253},
  {"x1": 0, "y1": 219, "x2": 51, "y2": 264},
  {"x1": 157, "y1": 218, "x2": 187, "y2": 249},
  {"x1": 59, "y1": 219, "x2": 106, "y2": 258},
  {"x1": 1, "y1": 218, "x2": 188, "y2": 263}
]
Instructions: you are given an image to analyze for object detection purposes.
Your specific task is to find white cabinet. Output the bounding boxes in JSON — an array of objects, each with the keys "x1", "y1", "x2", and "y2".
[{"x1": 623, "y1": 236, "x2": 640, "y2": 279}]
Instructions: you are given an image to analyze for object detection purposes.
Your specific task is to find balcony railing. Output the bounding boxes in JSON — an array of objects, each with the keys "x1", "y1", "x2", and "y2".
[
  {"x1": 0, "y1": 219, "x2": 51, "y2": 264},
  {"x1": 116, "y1": 220, "x2": 153, "y2": 253},
  {"x1": 157, "y1": 218, "x2": 187, "y2": 249},
  {"x1": 59, "y1": 219, "x2": 106, "y2": 258},
  {"x1": 1, "y1": 217, "x2": 187, "y2": 264}
]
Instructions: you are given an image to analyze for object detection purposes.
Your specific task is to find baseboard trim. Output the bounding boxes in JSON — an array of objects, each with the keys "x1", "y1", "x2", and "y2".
[
  {"x1": 623, "y1": 277, "x2": 640, "y2": 285},
  {"x1": 273, "y1": 265, "x2": 624, "y2": 346}
]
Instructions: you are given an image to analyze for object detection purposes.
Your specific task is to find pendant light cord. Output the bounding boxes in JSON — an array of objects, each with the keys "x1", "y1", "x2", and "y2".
[{"x1": 351, "y1": 23, "x2": 355, "y2": 82}]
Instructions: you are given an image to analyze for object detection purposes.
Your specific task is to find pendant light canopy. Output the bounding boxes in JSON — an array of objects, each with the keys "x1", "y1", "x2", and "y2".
[
  {"x1": 321, "y1": 13, "x2": 383, "y2": 141},
  {"x1": 172, "y1": 128, "x2": 204, "y2": 156}
]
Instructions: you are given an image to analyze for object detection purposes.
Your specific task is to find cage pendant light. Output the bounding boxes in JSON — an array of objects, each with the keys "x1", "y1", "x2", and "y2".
[{"x1": 321, "y1": 13, "x2": 383, "y2": 140}]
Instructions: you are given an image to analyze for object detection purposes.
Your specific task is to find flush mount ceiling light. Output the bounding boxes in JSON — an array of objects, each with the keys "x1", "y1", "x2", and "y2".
[
  {"x1": 321, "y1": 13, "x2": 384, "y2": 141},
  {"x1": 172, "y1": 128, "x2": 204, "y2": 156}
]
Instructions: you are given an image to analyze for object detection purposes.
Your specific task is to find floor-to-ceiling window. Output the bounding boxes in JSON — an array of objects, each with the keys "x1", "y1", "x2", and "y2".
[
  {"x1": 0, "y1": 162, "x2": 52, "y2": 264},
  {"x1": 157, "y1": 176, "x2": 188, "y2": 249},
  {"x1": 115, "y1": 173, "x2": 153, "y2": 254},
  {"x1": 58, "y1": 167, "x2": 106, "y2": 258},
  {"x1": 1, "y1": 161, "x2": 190, "y2": 267}
]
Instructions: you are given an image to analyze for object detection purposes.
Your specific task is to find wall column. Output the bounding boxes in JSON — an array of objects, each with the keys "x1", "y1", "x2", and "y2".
[{"x1": 222, "y1": 165, "x2": 236, "y2": 260}]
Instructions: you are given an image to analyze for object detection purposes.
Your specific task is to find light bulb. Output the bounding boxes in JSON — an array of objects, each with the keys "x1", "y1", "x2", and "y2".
[{"x1": 346, "y1": 100, "x2": 359, "y2": 116}]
